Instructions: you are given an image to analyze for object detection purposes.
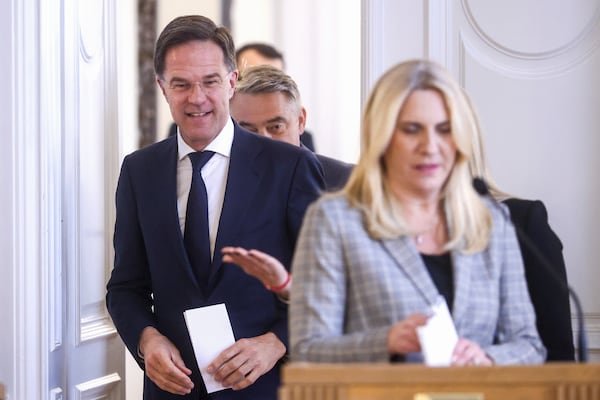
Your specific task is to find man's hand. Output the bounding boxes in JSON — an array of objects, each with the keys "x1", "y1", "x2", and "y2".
[
  {"x1": 206, "y1": 332, "x2": 286, "y2": 390},
  {"x1": 139, "y1": 327, "x2": 194, "y2": 395}
]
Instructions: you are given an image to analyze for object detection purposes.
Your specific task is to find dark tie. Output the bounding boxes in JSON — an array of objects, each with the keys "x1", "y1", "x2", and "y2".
[{"x1": 184, "y1": 151, "x2": 215, "y2": 288}]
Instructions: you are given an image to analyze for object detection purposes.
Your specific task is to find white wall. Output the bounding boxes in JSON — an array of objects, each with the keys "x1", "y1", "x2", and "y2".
[
  {"x1": 231, "y1": 0, "x2": 276, "y2": 45},
  {"x1": 275, "y1": 0, "x2": 361, "y2": 163}
]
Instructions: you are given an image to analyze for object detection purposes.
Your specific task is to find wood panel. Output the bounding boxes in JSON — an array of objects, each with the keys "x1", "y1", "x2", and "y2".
[{"x1": 279, "y1": 363, "x2": 600, "y2": 400}]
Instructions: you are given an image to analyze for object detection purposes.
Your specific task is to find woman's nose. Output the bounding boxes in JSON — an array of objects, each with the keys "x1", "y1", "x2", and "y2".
[{"x1": 420, "y1": 129, "x2": 438, "y2": 152}]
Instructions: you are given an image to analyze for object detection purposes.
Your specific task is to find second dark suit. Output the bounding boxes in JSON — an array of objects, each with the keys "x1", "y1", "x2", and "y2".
[
  {"x1": 504, "y1": 198, "x2": 575, "y2": 361},
  {"x1": 297, "y1": 143, "x2": 353, "y2": 191},
  {"x1": 107, "y1": 123, "x2": 324, "y2": 399},
  {"x1": 315, "y1": 153, "x2": 353, "y2": 191}
]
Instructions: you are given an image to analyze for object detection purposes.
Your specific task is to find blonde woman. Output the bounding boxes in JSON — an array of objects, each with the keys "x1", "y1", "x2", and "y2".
[{"x1": 289, "y1": 60, "x2": 546, "y2": 365}]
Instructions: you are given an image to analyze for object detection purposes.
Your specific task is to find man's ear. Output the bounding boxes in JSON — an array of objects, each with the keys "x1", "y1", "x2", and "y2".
[
  {"x1": 227, "y1": 70, "x2": 239, "y2": 99},
  {"x1": 298, "y1": 107, "x2": 307, "y2": 134},
  {"x1": 156, "y1": 77, "x2": 168, "y2": 99}
]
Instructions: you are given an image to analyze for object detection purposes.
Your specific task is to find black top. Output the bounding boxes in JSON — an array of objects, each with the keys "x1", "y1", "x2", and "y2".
[{"x1": 421, "y1": 252, "x2": 454, "y2": 312}]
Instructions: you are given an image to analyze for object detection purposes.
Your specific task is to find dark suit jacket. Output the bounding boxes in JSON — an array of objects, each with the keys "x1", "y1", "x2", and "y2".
[
  {"x1": 503, "y1": 198, "x2": 575, "y2": 361},
  {"x1": 315, "y1": 153, "x2": 353, "y2": 191},
  {"x1": 300, "y1": 130, "x2": 316, "y2": 151},
  {"x1": 106, "y1": 123, "x2": 325, "y2": 399}
]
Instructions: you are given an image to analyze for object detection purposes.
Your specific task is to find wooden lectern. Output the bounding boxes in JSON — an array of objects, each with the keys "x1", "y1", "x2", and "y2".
[{"x1": 279, "y1": 363, "x2": 600, "y2": 400}]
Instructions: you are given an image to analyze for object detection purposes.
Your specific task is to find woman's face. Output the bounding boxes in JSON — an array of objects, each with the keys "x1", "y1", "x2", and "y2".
[{"x1": 383, "y1": 89, "x2": 457, "y2": 200}]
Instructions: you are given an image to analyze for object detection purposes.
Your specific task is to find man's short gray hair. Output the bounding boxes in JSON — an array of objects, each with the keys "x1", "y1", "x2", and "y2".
[{"x1": 235, "y1": 65, "x2": 302, "y2": 108}]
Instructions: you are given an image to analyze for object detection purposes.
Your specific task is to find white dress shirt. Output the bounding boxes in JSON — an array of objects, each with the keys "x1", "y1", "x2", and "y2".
[{"x1": 176, "y1": 118, "x2": 234, "y2": 260}]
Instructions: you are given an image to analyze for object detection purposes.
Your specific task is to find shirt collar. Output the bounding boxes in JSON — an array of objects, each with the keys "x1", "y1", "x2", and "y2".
[{"x1": 177, "y1": 117, "x2": 234, "y2": 161}]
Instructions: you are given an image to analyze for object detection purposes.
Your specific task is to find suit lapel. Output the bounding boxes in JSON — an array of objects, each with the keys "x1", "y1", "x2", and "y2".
[
  {"x1": 151, "y1": 137, "x2": 201, "y2": 288},
  {"x1": 381, "y1": 236, "x2": 440, "y2": 306},
  {"x1": 209, "y1": 129, "x2": 263, "y2": 280}
]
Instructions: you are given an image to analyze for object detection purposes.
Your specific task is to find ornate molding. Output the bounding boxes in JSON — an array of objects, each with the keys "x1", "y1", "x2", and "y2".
[
  {"x1": 40, "y1": 0, "x2": 63, "y2": 354},
  {"x1": 50, "y1": 387, "x2": 63, "y2": 400},
  {"x1": 360, "y1": 0, "x2": 386, "y2": 106},
  {"x1": 80, "y1": 311, "x2": 117, "y2": 343},
  {"x1": 13, "y1": 0, "x2": 44, "y2": 397},
  {"x1": 462, "y1": 0, "x2": 600, "y2": 60},
  {"x1": 575, "y1": 313, "x2": 600, "y2": 348},
  {"x1": 425, "y1": 0, "x2": 449, "y2": 65},
  {"x1": 75, "y1": 373, "x2": 121, "y2": 400},
  {"x1": 459, "y1": 0, "x2": 600, "y2": 78}
]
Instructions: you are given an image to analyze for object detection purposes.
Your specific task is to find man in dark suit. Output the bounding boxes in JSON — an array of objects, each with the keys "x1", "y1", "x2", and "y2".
[
  {"x1": 230, "y1": 65, "x2": 353, "y2": 191},
  {"x1": 106, "y1": 15, "x2": 324, "y2": 400}
]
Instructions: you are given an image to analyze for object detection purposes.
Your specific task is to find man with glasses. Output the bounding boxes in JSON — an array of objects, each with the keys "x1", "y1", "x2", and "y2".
[{"x1": 106, "y1": 15, "x2": 324, "y2": 400}]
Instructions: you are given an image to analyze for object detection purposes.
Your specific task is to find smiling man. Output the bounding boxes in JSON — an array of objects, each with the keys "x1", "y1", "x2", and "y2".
[{"x1": 106, "y1": 15, "x2": 324, "y2": 400}]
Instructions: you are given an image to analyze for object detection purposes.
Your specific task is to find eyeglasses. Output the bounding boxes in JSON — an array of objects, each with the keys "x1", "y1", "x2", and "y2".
[{"x1": 162, "y1": 72, "x2": 231, "y2": 95}]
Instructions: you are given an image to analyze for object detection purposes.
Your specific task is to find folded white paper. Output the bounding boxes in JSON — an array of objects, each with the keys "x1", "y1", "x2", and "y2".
[
  {"x1": 416, "y1": 296, "x2": 458, "y2": 366},
  {"x1": 184, "y1": 303, "x2": 236, "y2": 393}
]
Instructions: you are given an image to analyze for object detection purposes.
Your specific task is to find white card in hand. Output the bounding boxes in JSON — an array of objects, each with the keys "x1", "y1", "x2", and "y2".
[
  {"x1": 416, "y1": 296, "x2": 458, "y2": 366},
  {"x1": 183, "y1": 303, "x2": 236, "y2": 393}
]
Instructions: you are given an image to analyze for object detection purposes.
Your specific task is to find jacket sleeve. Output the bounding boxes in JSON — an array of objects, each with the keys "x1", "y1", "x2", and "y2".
[
  {"x1": 484, "y1": 206, "x2": 547, "y2": 364},
  {"x1": 269, "y1": 149, "x2": 325, "y2": 346},
  {"x1": 106, "y1": 155, "x2": 156, "y2": 368}
]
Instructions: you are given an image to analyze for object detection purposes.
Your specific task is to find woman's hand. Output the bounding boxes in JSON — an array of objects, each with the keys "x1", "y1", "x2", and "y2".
[
  {"x1": 451, "y1": 338, "x2": 493, "y2": 366},
  {"x1": 387, "y1": 313, "x2": 429, "y2": 355}
]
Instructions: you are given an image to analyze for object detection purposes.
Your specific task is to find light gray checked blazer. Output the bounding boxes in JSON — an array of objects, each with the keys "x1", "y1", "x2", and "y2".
[{"x1": 289, "y1": 194, "x2": 546, "y2": 365}]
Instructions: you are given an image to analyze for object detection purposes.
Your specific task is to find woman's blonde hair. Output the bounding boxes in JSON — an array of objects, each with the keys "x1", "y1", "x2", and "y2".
[{"x1": 343, "y1": 59, "x2": 492, "y2": 253}]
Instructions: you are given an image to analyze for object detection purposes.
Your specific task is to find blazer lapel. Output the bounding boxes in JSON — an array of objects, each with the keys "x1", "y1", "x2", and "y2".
[
  {"x1": 382, "y1": 237, "x2": 476, "y2": 330},
  {"x1": 381, "y1": 236, "x2": 440, "y2": 306},
  {"x1": 451, "y1": 251, "x2": 475, "y2": 330}
]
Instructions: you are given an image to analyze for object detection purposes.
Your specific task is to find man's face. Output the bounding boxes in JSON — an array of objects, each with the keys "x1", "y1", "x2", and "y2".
[
  {"x1": 230, "y1": 91, "x2": 306, "y2": 146},
  {"x1": 157, "y1": 40, "x2": 237, "y2": 151}
]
